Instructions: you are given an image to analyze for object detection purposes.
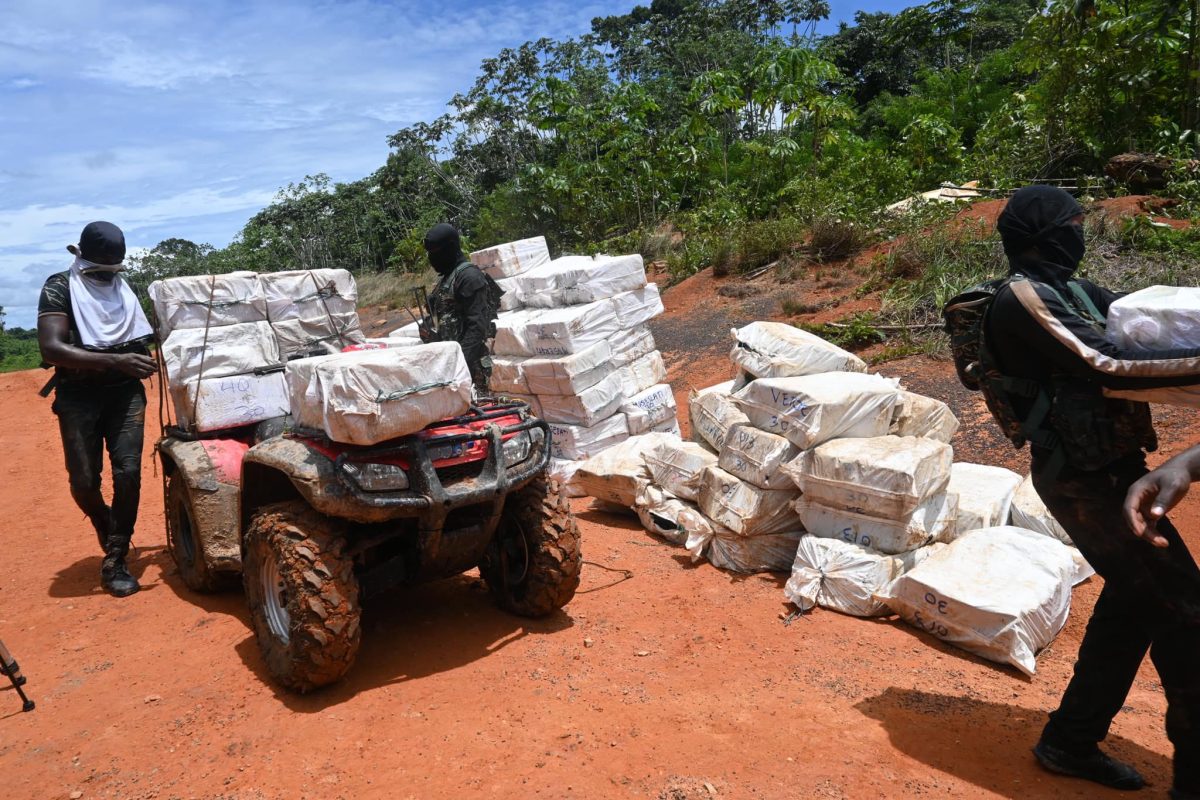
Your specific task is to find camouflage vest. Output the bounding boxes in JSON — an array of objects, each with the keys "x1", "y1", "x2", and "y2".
[{"x1": 429, "y1": 260, "x2": 502, "y2": 343}]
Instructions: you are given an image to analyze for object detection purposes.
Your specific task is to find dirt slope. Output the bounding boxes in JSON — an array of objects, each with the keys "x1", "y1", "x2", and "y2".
[{"x1": 3, "y1": 226, "x2": 1199, "y2": 798}]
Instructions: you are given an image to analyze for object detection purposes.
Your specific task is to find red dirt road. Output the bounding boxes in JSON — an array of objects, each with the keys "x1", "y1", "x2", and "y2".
[{"x1": 3, "y1": 271, "x2": 1199, "y2": 797}]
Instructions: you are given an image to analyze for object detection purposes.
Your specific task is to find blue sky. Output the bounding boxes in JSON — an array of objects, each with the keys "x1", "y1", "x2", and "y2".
[{"x1": 0, "y1": 0, "x2": 906, "y2": 328}]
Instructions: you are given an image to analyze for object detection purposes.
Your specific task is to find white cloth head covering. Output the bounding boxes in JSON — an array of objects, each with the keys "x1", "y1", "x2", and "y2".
[{"x1": 67, "y1": 256, "x2": 153, "y2": 348}]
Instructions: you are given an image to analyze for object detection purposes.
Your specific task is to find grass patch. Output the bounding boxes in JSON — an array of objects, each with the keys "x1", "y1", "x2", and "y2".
[
  {"x1": 355, "y1": 269, "x2": 431, "y2": 309},
  {"x1": 808, "y1": 217, "x2": 868, "y2": 262},
  {"x1": 802, "y1": 313, "x2": 885, "y2": 349},
  {"x1": 781, "y1": 296, "x2": 824, "y2": 315}
]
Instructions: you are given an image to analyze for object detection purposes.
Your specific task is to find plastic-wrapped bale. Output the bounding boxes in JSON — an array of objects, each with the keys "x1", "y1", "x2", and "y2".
[
  {"x1": 785, "y1": 538, "x2": 946, "y2": 617},
  {"x1": 521, "y1": 254, "x2": 647, "y2": 308},
  {"x1": 874, "y1": 526, "x2": 1082, "y2": 676},
  {"x1": 548, "y1": 457, "x2": 586, "y2": 498},
  {"x1": 171, "y1": 371, "x2": 291, "y2": 433},
  {"x1": 611, "y1": 325, "x2": 657, "y2": 368},
  {"x1": 1010, "y1": 475, "x2": 1073, "y2": 545},
  {"x1": 699, "y1": 529, "x2": 805, "y2": 574},
  {"x1": 148, "y1": 272, "x2": 267, "y2": 339},
  {"x1": 732, "y1": 372, "x2": 901, "y2": 450},
  {"x1": 536, "y1": 371, "x2": 624, "y2": 427},
  {"x1": 574, "y1": 432, "x2": 680, "y2": 507},
  {"x1": 511, "y1": 255, "x2": 595, "y2": 297},
  {"x1": 718, "y1": 423, "x2": 800, "y2": 491},
  {"x1": 617, "y1": 350, "x2": 667, "y2": 397},
  {"x1": 689, "y1": 381, "x2": 749, "y2": 453},
  {"x1": 492, "y1": 299, "x2": 620, "y2": 357},
  {"x1": 947, "y1": 463, "x2": 1023, "y2": 539},
  {"x1": 651, "y1": 417, "x2": 682, "y2": 436},
  {"x1": 890, "y1": 391, "x2": 960, "y2": 443},
  {"x1": 272, "y1": 312, "x2": 366, "y2": 359},
  {"x1": 1107, "y1": 285, "x2": 1200, "y2": 350},
  {"x1": 161, "y1": 321, "x2": 280, "y2": 386},
  {"x1": 621, "y1": 383, "x2": 677, "y2": 435},
  {"x1": 610, "y1": 284, "x2": 664, "y2": 328},
  {"x1": 729, "y1": 321, "x2": 867, "y2": 379},
  {"x1": 548, "y1": 413, "x2": 630, "y2": 461},
  {"x1": 495, "y1": 276, "x2": 523, "y2": 312},
  {"x1": 522, "y1": 341, "x2": 614, "y2": 395},
  {"x1": 470, "y1": 236, "x2": 550, "y2": 279},
  {"x1": 489, "y1": 355, "x2": 529, "y2": 394},
  {"x1": 698, "y1": 465, "x2": 801, "y2": 537},
  {"x1": 782, "y1": 436, "x2": 953, "y2": 517},
  {"x1": 643, "y1": 438, "x2": 718, "y2": 502},
  {"x1": 259, "y1": 269, "x2": 357, "y2": 320},
  {"x1": 793, "y1": 492, "x2": 957, "y2": 555},
  {"x1": 634, "y1": 484, "x2": 713, "y2": 546},
  {"x1": 389, "y1": 320, "x2": 420, "y2": 339},
  {"x1": 286, "y1": 343, "x2": 473, "y2": 446}
]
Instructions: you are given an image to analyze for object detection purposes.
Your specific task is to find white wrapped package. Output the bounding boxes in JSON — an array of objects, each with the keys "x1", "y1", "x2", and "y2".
[
  {"x1": 356, "y1": 338, "x2": 420, "y2": 349},
  {"x1": 575, "y1": 432, "x2": 678, "y2": 507},
  {"x1": 785, "y1": 538, "x2": 943, "y2": 617},
  {"x1": 522, "y1": 341, "x2": 614, "y2": 396},
  {"x1": 947, "y1": 463, "x2": 1024, "y2": 538},
  {"x1": 634, "y1": 484, "x2": 712, "y2": 546},
  {"x1": 621, "y1": 383, "x2": 677, "y2": 435},
  {"x1": 390, "y1": 320, "x2": 420, "y2": 339},
  {"x1": 286, "y1": 343, "x2": 473, "y2": 445},
  {"x1": 611, "y1": 325, "x2": 657, "y2": 368},
  {"x1": 617, "y1": 350, "x2": 668, "y2": 397},
  {"x1": 149, "y1": 272, "x2": 267, "y2": 338},
  {"x1": 537, "y1": 371, "x2": 623, "y2": 426},
  {"x1": 698, "y1": 466, "x2": 801, "y2": 537},
  {"x1": 548, "y1": 457, "x2": 586, "y2": 498},
  {"x1": 783, "y1": 436, "x2": 953, "y2": 517},
  {"x1": 1107, "y1": 285, "x2": 1200, "y2": 350},
  {"x1": 495, "y1": 276, "x2": 523, "y2": 312},
  {"x1": 733, "y1": 372, "x2": 901, "y2": 450},
  {"x1": 875, "y1": 526, "x2": 1079, "y2": 676},
  {"x1": 470, "y1": 236, "x2": 550, "y2": 279},
  {"x1": 272, "y1": 312, "x2": 365, "y2": 358},
  {"x1": 689, "y1": 382, "x2": 749, "y2": 452},
  {"x1": 489, "y1": 355, "x2": 529, "y2": 394},
  {"x1": 730, "y1": 321, "x2": 867, "y2": 379},
  {"x1": 794, "y1": 492, "x2": 957, "y2": 555},
  {"x1": 161, "y1": 321, "x2": 280, "y2": 386},
  {"x1": 1010, "y1": 475, "x2": 1072, "y2": 545},
  {"x1": 259, "y1": 269, "x2": 357, "y2": 321},
  {"x1": 651, "y1": 417, "x2": 682, "y2": 436},
  {"x1": 644, "y1": 438, "x2": 718, "y2": 502},
  {"x1": 610, "y1": 284, "x2": 664, "y2": 328},
  {"x1": 718, "y1": 423, "x2": 800, "y2": 490},
  {"x1": 548, "y1": 413, "x2": 630, "y2": 461},
  {"x1": 521, "y1": 254, "x2": 647, "y2": 308},
  {"x1": 492, "y1": 299, "x2": 620, "y2": 357},
  {"x1": 171, "y1": 371, "x2": 290, "y2": 432},
  {"x1": 705, "y1": 530, "x2": 805, "y2": 574},
  {"x1": 890, "y1": 391, "x2": 960, "y2": 443}
]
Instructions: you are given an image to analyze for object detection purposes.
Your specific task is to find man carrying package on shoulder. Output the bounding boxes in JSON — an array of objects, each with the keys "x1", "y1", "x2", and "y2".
[
  {"x1": 970, "y1": 185, "x2": 1200, "y2": 796},
  {"x1": 38, "y1": 221, "x2": 156, "y2": 598},
  {"x1": 420, "y1": 223, "x2": 503, "y2": 395}
]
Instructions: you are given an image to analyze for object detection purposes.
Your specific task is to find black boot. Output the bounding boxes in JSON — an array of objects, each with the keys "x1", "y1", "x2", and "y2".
[
  {"x1": 100, "y1": 535, "x2": 140, "y2": 598},
  {"x1": 88, "y1": 505, "x2": 112, "y2": 552},
  {"x1": 1033, "y1": 739, "x2": 1145, "y2": 790}
]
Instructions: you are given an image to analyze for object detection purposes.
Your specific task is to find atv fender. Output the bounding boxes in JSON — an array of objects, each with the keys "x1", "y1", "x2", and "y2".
[{"x1": 157, "y1": 438, "x2": 247, "y2": 573}]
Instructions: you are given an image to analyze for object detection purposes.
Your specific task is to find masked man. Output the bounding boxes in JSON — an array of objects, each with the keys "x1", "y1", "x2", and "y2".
[
  {"x1": 981, "y1": 186, "x2": 1200, "y2": 797},
  {"x1": 38, "y1": 222, "x2": 156, "y2": 597},
  {"x1": 420, "y1": 224, "x2": 502, "y2": 394}
]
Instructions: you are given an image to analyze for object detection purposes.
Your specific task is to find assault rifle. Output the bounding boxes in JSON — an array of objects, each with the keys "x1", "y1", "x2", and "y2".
[
  {"x1": 0, "y1": 639, "x2": 34, "y2": 712},
  {"x1": 412, "y1": 286, "x2": 441, "y2": 342}
]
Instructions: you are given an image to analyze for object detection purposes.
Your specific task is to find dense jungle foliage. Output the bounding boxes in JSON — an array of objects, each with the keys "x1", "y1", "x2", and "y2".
[{"x1": 114, "y1": 0, "x2": 1200, "y2": 287}]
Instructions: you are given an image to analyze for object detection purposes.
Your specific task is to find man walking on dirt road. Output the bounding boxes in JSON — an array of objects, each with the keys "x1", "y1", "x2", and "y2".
[
  {"x1": 420, "y1": 223, "x2": 502, "y2": 394},
  {"x1": 38, "y1": 221, "x2": 156, "y2": 598},
  {"x1": 981, "y1": 186, "x2": 1200, "y2": 797}
]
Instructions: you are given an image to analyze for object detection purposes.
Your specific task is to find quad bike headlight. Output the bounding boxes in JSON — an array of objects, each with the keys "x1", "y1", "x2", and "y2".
[
  {"x1": 342, "y1": 461, "x2": 410, "y2": 492},
  {"x1": 501, "y1": 428, "x2": 541, "y2": 467}
]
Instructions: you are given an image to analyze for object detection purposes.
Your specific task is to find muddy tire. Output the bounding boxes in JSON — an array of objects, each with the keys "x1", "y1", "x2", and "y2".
[
  {"x1": 166, "y1": 474, "x2": 236, "y2": 593},
  {"x1": 481, "y1": 475, "x2": 581, "y2": 617},
  {"x1": 242, "y1": 501, "x2": 360, "y2": 693}
]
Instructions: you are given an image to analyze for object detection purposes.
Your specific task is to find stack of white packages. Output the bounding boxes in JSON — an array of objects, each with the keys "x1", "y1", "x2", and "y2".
[
  {"x1": 785, "y1": 538, "x2": 946, "y2": 618},
  {"x1": 945, "y1": 463, "x2": 1023, "y2": 540},
  {"x1": 1103, "y1": 285, "x2": 1200, "y2": 408},
  {"x1": 470, "y1": 235, "x2": 552, "y2": 313},
  {"x1": 150, "y1": 274, "x2": 287, "y2": 432},
  {"x1": 285, "y1": 342, "x2": 472, "y2": 446},
  {"x1": 730, "y1": 321, "x2": 868, "y2": 382},
  {"x1": 259, "y1": 269, "x2": 365, "y2": 359}
]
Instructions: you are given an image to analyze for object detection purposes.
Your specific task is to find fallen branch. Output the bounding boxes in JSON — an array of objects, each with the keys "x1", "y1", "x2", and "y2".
[{"x1": 824, "y1": 321, "x2": 944, "y2": 333}]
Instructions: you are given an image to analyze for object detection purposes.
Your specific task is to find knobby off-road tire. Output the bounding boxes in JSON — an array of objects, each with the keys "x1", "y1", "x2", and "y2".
[
  {"x1": 166, "y1": 474, "x2": 235, "y2": 593},
  {"x1": 481, "y1": 475, "x2": 581, "y2": 617},
  {"x1": 242, "y1": 501, "x2": 361, "y2": 693}
]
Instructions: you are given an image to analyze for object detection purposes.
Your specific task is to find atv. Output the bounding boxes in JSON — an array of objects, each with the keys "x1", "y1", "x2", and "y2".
[{"x1": 157, "y1": 398, "x2": 581, "y2": 693}]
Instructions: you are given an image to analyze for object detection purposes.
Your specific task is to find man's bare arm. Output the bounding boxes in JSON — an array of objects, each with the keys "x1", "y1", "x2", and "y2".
[{"x1": 37, "y1": 314, "x2": 156, "y2": 378}]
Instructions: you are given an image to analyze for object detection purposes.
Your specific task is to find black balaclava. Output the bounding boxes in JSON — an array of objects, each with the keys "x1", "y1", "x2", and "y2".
[
  {"x1": 423, "y1": 223, "x2": 463, "y2": 275},
  {"x1": 996, "y1": 185, "x2": 1085, "y2": 284}
]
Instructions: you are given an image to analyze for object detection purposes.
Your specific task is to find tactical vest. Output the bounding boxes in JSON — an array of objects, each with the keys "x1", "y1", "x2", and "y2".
[
  {"x1": 944, "y1": 274, "x2": 1156, "y2": 475},
  {"x1": 429, "y1": 260, "x2": 502, "y2": 343}
]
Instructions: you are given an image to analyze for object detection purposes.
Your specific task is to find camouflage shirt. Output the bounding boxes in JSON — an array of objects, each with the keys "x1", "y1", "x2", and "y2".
[{"x1": 38, "y1": 271, "x2": 149, "y2": 389}]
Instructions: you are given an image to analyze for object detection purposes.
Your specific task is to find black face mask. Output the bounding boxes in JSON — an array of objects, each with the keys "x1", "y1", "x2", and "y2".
[
  {"x1": 423, "y1": 223, "x2": 463, "y2": 275},
  {"x1": 997, "y1": 185, "x2": 1086, "y2": 281}
]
